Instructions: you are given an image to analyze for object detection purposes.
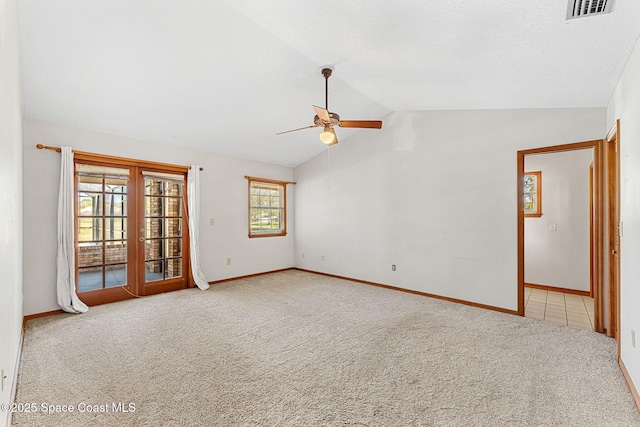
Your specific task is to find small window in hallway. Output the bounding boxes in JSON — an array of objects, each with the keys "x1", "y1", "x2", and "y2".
[{"x1": 524, "y1": 171, "x2": 542, "y2": 217}]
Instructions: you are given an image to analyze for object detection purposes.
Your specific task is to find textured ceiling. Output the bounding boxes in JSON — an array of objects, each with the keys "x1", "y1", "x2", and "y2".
[{"x1": 17, "y1": 0, "x2": 640, "y2": 167}]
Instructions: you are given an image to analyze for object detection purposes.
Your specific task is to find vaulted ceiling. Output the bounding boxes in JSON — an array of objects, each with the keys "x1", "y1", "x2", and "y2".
[{"x1": 17, "y1": 0, "x2": 640, "y2": 167}]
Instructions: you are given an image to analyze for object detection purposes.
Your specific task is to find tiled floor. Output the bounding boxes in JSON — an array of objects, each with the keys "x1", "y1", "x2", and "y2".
[{"x1": 524, "y1": 287, "x2": 594, "y2": 331}]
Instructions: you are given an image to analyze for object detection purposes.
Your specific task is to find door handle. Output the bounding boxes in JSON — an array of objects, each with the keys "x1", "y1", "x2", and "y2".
[{"x1": 139, "y1": 237, "x2": 145, "y2": 242}]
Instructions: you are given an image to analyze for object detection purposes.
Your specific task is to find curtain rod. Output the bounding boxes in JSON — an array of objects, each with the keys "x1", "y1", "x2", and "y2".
[{"x1": 36, "y1": 144, "x2": 203, "y2": 171}]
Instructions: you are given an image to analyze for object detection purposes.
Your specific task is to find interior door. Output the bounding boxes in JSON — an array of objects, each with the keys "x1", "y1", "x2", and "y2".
[{"x1": 75, "y1": 159, "x2": 190, "y2": 306}]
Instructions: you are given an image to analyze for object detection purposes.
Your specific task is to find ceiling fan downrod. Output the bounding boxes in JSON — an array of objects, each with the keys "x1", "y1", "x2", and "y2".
[{"x1": 321, "y1": 67, "x2": 332, "y2": 111}]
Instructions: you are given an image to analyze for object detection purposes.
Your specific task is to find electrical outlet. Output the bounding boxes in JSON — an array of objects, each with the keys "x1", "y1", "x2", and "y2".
[
  {"x1": 549, "y1": 223, "x2": 557, "y2": 231},
  {"x1": 632, "y1": 329, "x2": 636, "y2": 349},
  {"x1": 225, "y1": 257, "x2": 231, "y2": 266},
  {"x1": 209, "y1": 218, "x2": 215, "y2": 226},
  {"x1": 392, "y1": 264, "x2": 396, "y2": 271}
]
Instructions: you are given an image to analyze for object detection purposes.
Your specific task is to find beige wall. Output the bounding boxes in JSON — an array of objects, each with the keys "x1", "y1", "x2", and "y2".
[
  {"x1": 0, "y1": 0, "x2": 23, "y2": 425},
  {"x1": 607, "y1": 34, "x2": 640, "y2": 402}
]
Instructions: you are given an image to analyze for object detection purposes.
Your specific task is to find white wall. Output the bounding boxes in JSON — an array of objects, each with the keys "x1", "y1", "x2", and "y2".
[
  {"x1": 608, "y1": 35, "x2": 640, "y2": 401},
  {"x1": 22, "y1": 119, "x2": 295, "y2": 315},
  {"x1": 524, "y1": 149, "x2": 593, "y2": 292},
  {"x1": 294, "y1": 108, "x2": 605, "y2": 311},
  {"x1": 0, "y1": 0, "x2": 23, "y2": 425}
]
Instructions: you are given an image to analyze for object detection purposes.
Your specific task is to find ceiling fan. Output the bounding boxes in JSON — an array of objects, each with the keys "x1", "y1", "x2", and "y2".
[{"x1": 276, "y1": 67, "x2": 382, "y2": 146}]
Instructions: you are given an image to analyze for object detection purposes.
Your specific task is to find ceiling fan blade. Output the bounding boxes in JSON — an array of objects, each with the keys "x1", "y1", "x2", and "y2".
[
  {"x1": 338, "y1": 120, "x2": 383, "y2": 129},
  {"x1": 312, "y1": 105, "x2": 331, "y2": 122},
  {"x1": 275, "y1": 125, "x2": 318, "y2": 135}
]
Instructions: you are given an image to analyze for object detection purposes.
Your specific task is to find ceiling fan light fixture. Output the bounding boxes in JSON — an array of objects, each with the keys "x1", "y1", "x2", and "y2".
[{"x1": 319, "y1": 126, "x2": 337, "y2": 145}]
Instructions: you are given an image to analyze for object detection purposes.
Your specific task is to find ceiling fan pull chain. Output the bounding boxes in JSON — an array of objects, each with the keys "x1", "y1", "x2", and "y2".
[{"x1": 327, "y1": 145, "x2": 331, "y2": 190}]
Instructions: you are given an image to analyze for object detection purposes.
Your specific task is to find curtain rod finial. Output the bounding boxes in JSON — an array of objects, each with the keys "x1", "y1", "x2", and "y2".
[{"x1": 36, "y1": 144, "x2": 62, "y2": 152}]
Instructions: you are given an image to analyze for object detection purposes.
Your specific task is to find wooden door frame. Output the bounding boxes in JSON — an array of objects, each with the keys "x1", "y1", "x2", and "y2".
[
  {"x1": 605, "y1": 120, "x2": 621, "y2": 352},
  {"x1": 517, "y1": 139, "x2": 604, "y2": 332},
  {"x1": 74, "y1": 152, "x2": 193, "y2": 306}
]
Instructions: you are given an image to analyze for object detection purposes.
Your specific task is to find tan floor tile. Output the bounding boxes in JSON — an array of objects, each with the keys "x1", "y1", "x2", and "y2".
[
  {"x1": 524, "y1": 291, "x2": 597, "y2": 331},
  {"x1": 544, "y1": 310, "x2": 566, "y2": 318},
  {"x1": 526, "y1": 301, "x2": 545, "y2": 310},
  {"x1": 529, "y1": 291, "x2": 547, "y2": 299},
  {"x1": 566, "y1": 305, "x2": 588, "y2": 314},
  {"x1": 525, "y1": 312, "x2": 544, "y2": 320},
  {"x1": 567, "y1": 312, "x2": 589, "y2": 320},
  {"x1": 546, "y1": 300, "x2": 565, "y2": 306},
  {"x1": 545, "y1": 307, "x2": 566, "y2": 315},
  {"x1": 547, "y1": 291, "x2": 565, "y2": 298},
  {"x1": 546, "y1": 292, "x2": 564, "y2": 298},
  {"x1": 565, "y1": 303, "x2": 584, "y2": 309},
  {"x1": 567, "y1": 314, "x2": 591, "y2": 323},
  {"x1": 545, "y1": 316, "x2": 567, "y2": 325},
  {"x1": 568, "y1": 321, "x2": 593, "y2": 330},
  {"x1": 568, "y1": 317, "x2": 592, "y2": 326},
  {"x1": 526, "y1": 309, "x2": 545, "y2": 317}
]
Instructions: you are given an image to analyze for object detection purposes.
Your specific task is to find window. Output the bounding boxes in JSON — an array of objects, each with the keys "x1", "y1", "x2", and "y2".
[
  {"x1": 523, "y1": 171, "x2": 542, "y2": 217},
  {"x1": 246, "y1": 176, "x2": 292, "y2": 238}
]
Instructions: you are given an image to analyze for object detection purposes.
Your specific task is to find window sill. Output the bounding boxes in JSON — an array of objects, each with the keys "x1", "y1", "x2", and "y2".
[{"x1": 248, "y1": 232, "x2": 287, "y2": 238}]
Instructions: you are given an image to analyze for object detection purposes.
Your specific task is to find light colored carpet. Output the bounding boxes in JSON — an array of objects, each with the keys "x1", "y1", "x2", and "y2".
[{"x1": 13, "y1": 270, "x2": 640, "y2": 426}]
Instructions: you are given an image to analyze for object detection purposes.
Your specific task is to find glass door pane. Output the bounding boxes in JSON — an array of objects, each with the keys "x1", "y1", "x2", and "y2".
[
  {"x1": 143, "y1": 174, "x2": 184, "y2": 284},
  {"x1": 77, "y1": 167, "x2": 129, "y2": 292}
]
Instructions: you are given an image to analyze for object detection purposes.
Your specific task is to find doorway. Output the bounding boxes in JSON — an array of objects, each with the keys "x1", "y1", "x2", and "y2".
[
  {"x1": 517, "y1": 139, "x2": 605, "y2": 332},
  {"x1": 74, "y1": 153, "x2": 191, "y2": 306}
]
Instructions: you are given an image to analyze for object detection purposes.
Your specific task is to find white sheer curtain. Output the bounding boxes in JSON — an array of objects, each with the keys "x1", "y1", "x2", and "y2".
[
  {"x1": 188, "y1": 165, "x2": 210, "y2": 290},
  {"x1": 57, "y1": 146, "x2": 89, "y2": 313}
]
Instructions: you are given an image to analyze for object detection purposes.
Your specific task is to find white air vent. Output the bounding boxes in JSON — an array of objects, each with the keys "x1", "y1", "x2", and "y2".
[{"x1": 567, "y1": 0, "x2": 615, "y2": 20}]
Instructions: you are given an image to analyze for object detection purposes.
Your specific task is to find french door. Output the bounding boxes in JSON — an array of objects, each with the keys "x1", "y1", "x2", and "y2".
[{"x1": 74, "y1": 155, "x2": 191, "y2": 306}]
